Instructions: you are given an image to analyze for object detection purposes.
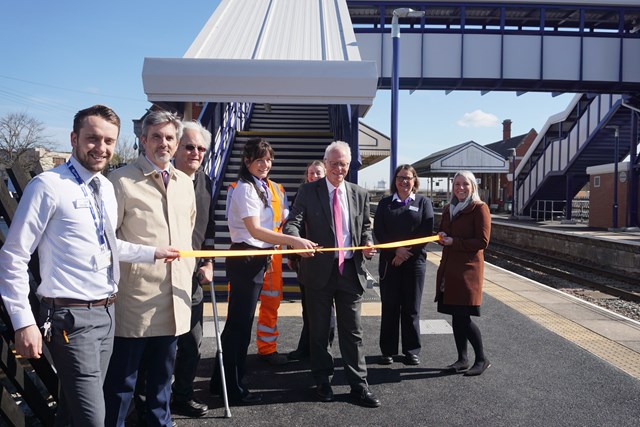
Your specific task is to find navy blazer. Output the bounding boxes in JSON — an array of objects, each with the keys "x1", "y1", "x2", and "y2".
[{"x1": 283, "y1": 177, "x2": 372, "y2": 290}]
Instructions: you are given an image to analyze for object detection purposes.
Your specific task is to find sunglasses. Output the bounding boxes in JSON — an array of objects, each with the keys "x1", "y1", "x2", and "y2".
[{"x1": 184, "y1": 144, "x2": 207, "y2": 153}]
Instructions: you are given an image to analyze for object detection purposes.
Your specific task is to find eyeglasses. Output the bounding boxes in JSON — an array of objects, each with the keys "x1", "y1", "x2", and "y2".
[
  {"x1": 184, "y1": 144, "x2": 207, "y2": 153},
  {"x1": 395, "y1": 176, "x2": 414, "y2": 183},
  {"x1": 326, "y1": 160, "x2": 350, "y2": 169}
]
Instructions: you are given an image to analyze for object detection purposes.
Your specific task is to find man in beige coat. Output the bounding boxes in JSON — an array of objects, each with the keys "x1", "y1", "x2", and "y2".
[{"x1": 104, "y1": 110, "x2": 196, "y2": 427}]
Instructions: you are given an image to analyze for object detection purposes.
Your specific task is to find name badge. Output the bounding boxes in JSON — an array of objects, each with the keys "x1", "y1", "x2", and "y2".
[
  {"x1": 409, "y1": 205, "x2": 419, "y2": 212},
  {"x1": 93, "y1": 250, "x2": 112, "y2": 272},
  {"x1": 74, "y1": 198, "x2": 91, "y2": 209}
]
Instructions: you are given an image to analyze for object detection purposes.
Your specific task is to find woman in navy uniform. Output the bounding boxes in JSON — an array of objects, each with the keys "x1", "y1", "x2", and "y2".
[{"x1": 374, "y1": 164, "x2": 434, "y2": 366}]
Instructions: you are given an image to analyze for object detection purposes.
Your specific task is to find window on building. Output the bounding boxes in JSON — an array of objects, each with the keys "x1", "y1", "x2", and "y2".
[{"x1": 594, "y1": 176, "x2": 600, "y2": 188}]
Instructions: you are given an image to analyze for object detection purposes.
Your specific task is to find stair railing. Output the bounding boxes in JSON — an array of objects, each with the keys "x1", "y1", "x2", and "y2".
[{"x1": 202, "y1": 102, "x2": 252, "y2": 202}]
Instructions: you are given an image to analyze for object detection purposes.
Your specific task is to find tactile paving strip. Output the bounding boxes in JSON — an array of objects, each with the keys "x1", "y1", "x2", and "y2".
[{"x1": 485, "y1": 282, "x2": 640, "y2": 380}]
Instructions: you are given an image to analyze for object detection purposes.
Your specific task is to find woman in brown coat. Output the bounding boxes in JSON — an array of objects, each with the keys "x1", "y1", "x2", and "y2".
[{"x1": 435, "y1": 170, "x2": 491, "y2": 376}]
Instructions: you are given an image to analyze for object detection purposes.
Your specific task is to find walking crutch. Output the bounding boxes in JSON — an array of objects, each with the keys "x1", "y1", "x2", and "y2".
[{"x1": 209, "y1": 282, "x2": 232, "y2": 418}]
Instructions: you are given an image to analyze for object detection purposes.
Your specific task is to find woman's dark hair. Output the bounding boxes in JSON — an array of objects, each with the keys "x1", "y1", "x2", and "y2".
[
  {"x1": 390, "y1": 164, "x2": 420, "y2": 194},
  {"x1": 238, "y1": 138, "x2": 275, "y2": 208}
]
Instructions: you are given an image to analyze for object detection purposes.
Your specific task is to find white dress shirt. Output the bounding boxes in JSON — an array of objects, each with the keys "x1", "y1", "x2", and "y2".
[
  {"x1": 227, "y1": 178, "x2": 274, "y2": 249},
  {"x1": 326, "y1": 180, "x2": 353, "y2": 259},
  {"x1": 0, "y1": 156, "x2": 155, "y2": 330}
]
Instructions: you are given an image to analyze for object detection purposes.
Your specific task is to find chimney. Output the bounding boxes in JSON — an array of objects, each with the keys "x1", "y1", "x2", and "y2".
[{"x1": 502, "y1": 119, "x2": 512, "y2": 141}]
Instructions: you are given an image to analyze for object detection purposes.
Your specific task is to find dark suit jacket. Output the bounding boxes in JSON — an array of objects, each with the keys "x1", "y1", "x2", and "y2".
[
  {"x1": 283, "y1": 177, "x2": 372, "y2": 290},
  {"x1": 190, "y1": 168, "x2": 216, "y2": 304}
]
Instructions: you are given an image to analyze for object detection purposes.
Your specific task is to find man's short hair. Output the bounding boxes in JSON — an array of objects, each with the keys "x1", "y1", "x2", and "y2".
[
  {"x1": 181, "y1": 120, "x2": 212, "y2": 149},
  {"x1": 324, "y1": 140, "x2": 351, "y2": 162},
  {"x1": 73, "y1": 105, "x2": 121, "y2": 136},
  {"x1": 142, "y1": 111, "x2": 183, "y2": 141}
]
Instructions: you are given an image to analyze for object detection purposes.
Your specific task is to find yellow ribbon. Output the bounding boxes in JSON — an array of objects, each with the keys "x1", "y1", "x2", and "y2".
[{"x1": 179, "y1": 235, "x2": 440, "y2": 258}]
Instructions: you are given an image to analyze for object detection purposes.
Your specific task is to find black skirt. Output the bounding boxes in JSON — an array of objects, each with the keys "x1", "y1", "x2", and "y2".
[{"x1": 437, "y1": 293, "x2": 481, "y2": 317}]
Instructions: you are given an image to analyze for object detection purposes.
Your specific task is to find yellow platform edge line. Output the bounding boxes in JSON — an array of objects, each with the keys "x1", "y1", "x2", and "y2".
[{"x1": 427, "y1": 252, "x2": 640, "y2": 380}]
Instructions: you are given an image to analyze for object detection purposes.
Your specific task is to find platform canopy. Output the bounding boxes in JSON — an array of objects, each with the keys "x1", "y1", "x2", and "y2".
[
  {"x1": 142, "y1": 0, "x2": 378, "y2": 116},
  {"x1": 412, "y1": 141, "x2": 509, "y2": 178}
]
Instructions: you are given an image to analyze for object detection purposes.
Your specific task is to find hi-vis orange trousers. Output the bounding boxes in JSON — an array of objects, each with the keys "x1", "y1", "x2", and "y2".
[{"x1": 256, "y1": 253, "x2": 283, "y2": 355}]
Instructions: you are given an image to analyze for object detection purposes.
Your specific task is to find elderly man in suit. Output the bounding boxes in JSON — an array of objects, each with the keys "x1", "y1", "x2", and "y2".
[{"x1": 283, "y1": 140, "x2": 380, "y2": 408}]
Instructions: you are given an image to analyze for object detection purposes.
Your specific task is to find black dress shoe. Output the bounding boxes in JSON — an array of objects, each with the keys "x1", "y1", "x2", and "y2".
[
  {"x1": 315, "y1": 382, "x2": 334, "y2": 402},
  {"x1": 230, "y1": 391, "x2": 262, "y2": 405},
  {"x1": 445, "y1": 360, "x2": 470, "y2": 372},
  {"x1": 464, "y1": 359, "x2": 491, "y2": 376},
  {"x1": 403, "y1": 354, "x2": 420, "y2": 366},
  {"x1": 350, "y1": 386, "x2": 380, "y2": 408},
  {"x1": 288, "y1": 348, "x2": 309, "y2": 361},
  {"x1": 378, "y1": 355, "x2": 393, "y2": 365},
  {"x1": 170, "y1": 398, "x2": 208, "y2": 417},
  {"x1": 259, "y1": 351, "x2": 290, "y2": 366}
]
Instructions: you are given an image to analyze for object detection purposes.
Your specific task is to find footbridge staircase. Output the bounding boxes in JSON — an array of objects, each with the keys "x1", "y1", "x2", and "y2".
[
  {"x1": 514, "y1": 93, "x2": 639, "y2": 220},
  {"x1": 211, "y1": 104, "x2": 334, "y2": 294}
]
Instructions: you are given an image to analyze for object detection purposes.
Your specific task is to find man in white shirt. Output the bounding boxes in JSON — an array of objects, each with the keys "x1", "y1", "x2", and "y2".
[{"x1": 0, "y1": 105, "x2": 178, "y2": 426}]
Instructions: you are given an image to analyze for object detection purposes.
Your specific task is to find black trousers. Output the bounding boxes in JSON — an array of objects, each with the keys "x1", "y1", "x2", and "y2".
[
  {"x1": 294, "y1": 281, "x2": 336, "y2": 353},
  {"x1": 210, "y1": 250, "x2": 267, "y2": 400},
  {"x1": 172, "y1": 283, "x2": 204, "y2": 402},
  {"x1": 378, "y1": 257, "x2": 426, "y2": 357},
  {"x1": 305, "y1": 259, "x2": 368, "y2": 389}
]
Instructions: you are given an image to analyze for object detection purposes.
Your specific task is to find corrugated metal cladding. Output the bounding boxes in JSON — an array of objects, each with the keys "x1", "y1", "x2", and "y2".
[{"x1": 184, "y1": 0, "x2": 361, "y2": 61}]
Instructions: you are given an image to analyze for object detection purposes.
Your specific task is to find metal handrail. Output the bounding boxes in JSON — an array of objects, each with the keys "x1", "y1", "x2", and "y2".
[{"x1": 205, "y1": 102, "x2": 252, "y2": 203}]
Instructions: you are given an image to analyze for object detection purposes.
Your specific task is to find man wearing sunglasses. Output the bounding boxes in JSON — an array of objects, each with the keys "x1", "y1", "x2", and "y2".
[{"x1": 169, "y1": 120, "x2": 215, "y2": 417}]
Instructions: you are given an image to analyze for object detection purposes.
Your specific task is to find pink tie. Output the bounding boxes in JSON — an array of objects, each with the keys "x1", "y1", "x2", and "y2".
[
  {"x1": 333, "y1": 188, "x2": 344, "y2": 274},
  {"x1": 161, "y1": 170, "x2": 169, "y2": 188}
]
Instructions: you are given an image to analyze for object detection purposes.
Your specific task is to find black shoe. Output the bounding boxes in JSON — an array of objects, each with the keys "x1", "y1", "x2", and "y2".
[
  {"x1": 403, "y1": 354, "x2": 420, "y2": 365},
  {"x1": 445, "y1": 360, "x2": 470, "y2": 372},
  {"x1": 259, "y1": 351, "x2": 290, "y2": 366},
  {"x1": 209, "y1": 380, "x2": 221, "y2": 396},
  {"x1": 288, "y1": 349, "x2": 309, "y2": 361},
  {"x1": 350, "y1": 386, "x2": 380, "y2": 408},
  {"x1": 230, "y1": 391, "x2": 262, "y2": 406},
  {"x1": 170, "y1": 398, "x2": 208, "y2": 418},
  {"x1": 464, "y1": 359, "x2": 491, "y2": 376},
  {"x1": 315, "y1": 383, "x2": 334, "y2": 402},
  {"x1": 378, "y1": 355, "x2": 393, "y2": 365}
]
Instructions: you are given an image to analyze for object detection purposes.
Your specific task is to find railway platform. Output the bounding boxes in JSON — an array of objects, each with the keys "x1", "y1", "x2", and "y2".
[{"x1": 162, "y1": 244, "x2": 640, "y2": 427}]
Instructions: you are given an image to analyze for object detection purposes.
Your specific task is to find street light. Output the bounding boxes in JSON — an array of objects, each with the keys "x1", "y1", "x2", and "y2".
[
  {"x1": 508, "y1": 148, "x2": 517, "y2": 218},
  {"x1": 390, "y1": 7, "x2": 425, "y2": 183},
  {"x1": 608, "y1": 125, "x2": 620, "y2": 229}
]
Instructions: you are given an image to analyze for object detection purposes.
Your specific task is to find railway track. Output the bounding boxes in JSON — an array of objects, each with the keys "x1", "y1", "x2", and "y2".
[{"x1": 485, "y1": 242, "x2": 640, "y2": 304}]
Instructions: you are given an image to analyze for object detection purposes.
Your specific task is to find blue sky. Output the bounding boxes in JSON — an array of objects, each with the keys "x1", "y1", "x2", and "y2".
[{"x1": 1, "y1": 0, "x2": 574, "y2": 188}]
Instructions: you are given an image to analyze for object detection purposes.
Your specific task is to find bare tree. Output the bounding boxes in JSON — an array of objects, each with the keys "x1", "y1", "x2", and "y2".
[
  {"x1": 110, "y1": 135, "x2": 139, "y2": 167},
  {"x1": 0, "y1": 112, "x2": 53, "y2": 171}
]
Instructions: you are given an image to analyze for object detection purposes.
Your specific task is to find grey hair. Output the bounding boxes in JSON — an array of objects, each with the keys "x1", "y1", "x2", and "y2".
[
  {"x1": 142, "y1": 110, "x2": 184, "y2": 141},
  {"x1": 181, "y1": 120, "x2": 212, "y2": 149},
  {"x1": 451, "y1": 170, "x2": 481, "y2": 203},
  {"x1": 324, "y1": 140, "x2": 351, "y2": 162}
]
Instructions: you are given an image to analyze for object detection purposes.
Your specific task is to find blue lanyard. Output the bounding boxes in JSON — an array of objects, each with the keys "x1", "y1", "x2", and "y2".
[{"x1": 66, "y1": 161, "x2": 107, "y2": 247}]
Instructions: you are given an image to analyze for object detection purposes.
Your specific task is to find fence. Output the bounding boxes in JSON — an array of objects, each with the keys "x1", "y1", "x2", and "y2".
[
  {"x1": 530, "y1": 199, "x2": 590, "y2": 222},
  {"x1": 0, "y1": 164, "x2": 57, "y2": 426}
]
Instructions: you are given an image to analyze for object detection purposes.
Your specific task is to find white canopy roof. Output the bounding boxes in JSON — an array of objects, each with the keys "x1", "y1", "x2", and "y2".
[{"x1": 142, "y1": 0, "x2": 378, "y2": 115}]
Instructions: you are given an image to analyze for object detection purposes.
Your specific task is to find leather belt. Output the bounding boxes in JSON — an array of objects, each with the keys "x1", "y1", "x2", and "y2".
[{"x1": 42, "y1": 294, "x2": 117, "y2": 308}]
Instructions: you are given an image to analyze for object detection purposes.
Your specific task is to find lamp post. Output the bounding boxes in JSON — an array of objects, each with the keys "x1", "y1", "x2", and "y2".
[
  {"x1": 508, "y1": 148, "x2": 517, "y2": 217},
  {"x1": 609, "y1": 125, "x2": 620, "y2": 229},
  {"x1": 390, "y1": 7, "x2": 425, "y2": 182}
]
